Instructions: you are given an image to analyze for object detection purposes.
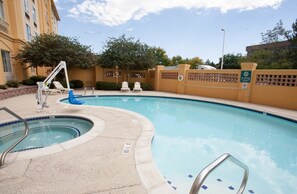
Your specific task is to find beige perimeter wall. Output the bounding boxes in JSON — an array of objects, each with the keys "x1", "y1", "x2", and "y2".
[{"x1": 54, "y1": 64, "x2": 297, "y2": 110}]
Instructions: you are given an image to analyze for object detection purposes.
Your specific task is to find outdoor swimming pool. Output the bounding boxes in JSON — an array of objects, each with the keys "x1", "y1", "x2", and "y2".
[
  {"x1": 0, "y1": 116, "x2": 93, "y2": 153},
  {"x1": 62, "y1": 95, "x2": 297, "y2": 194}
]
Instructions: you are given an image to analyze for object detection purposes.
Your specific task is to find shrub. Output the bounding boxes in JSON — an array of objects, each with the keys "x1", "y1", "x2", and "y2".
[
  {"x1": 22, "y1": 79, "x2": 35, "y2": 85},
  {"x1": 95, "y1": 81, "x2": 153, "y2": 91},
  {"x1": 29, "y1": 75, "x2": 46, "y2": 83},
  {"x1": 140, "y1": 83, "x2": 153, "y2": 91},
  {"x1": 0, "y1": 85, "x2": 8, "y2": 89},
  {"x1": 6, "y1": 80, "x2": 19, "y2": 88},
  {"x1": 128, "y1": 83, "x2": 134, "y2": 90},
  {"x1": 129, "y1": 82, "x2": 152, "y2": 91},
  {"x1": 59, "y1": 80, "x2": 74, "y2": 89},
  {"x1": 96, "y1": 81, "x2": 121, "y2": 90},
  {"x1": 70, "y1": 80, "x2": 84, "y2": 88}
]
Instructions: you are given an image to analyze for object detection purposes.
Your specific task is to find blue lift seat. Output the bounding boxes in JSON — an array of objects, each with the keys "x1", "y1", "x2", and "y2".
[{"x1": 68, "y1": 90, "x2": 84, "y2": 105}]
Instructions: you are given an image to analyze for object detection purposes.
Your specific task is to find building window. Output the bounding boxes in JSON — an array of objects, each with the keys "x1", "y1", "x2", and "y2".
[
  {"x1": 26, "y1": 24, "x2": 31, "y2": 41},
  {"x1": 24, "y1": 0, "x2": 30, "y2": 19},
  {"x1": 32, "y1": 7, "x2": 37, "y2": 27},
  {"x1": 0, "y1": 0, "x2": 4, "y2": 19},
  {"x1": 1, "y1": 50, "x2": 12, "y2": 72}
]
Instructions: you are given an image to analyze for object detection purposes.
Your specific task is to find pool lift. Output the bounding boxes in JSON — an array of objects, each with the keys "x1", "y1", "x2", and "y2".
[{"x1": 36, "y1": 61, "x2": 70, "y2": 111}]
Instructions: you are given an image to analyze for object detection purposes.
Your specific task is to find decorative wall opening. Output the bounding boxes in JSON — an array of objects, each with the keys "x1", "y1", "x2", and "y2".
[
  {"x1": 256, "y1": 74, "x2": 297, "y2": 87},
  {"x1": 161, "y1": 72, "x2": 178, "y2": 80},
  {"x1": 188, "y1": 73, "x2": 238, "y2": 83}
]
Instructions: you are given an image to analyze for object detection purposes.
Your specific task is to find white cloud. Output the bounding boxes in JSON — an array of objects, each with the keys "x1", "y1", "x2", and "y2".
[
  {"x1": 84, "y1": 30, "x2": 100, "y2": 34},
  {"x1": 68, "y1": 0, "x2": 283, "y2": 26}
]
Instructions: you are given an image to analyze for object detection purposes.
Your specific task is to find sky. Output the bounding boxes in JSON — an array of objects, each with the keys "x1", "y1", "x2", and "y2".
[{"x1": 54, "y1": 0, "x2": 297, "y2": 63}]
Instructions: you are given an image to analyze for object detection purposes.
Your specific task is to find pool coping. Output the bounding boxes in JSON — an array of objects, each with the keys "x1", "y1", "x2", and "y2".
[
  {"x1": 4, "y1": 113, "x2": 105, "y2": 164},
  {"x1": 57, "y1": 99, "x2": 177, "y2": 194}
]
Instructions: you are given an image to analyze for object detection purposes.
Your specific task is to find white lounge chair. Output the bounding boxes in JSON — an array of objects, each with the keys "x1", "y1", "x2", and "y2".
[
  {"x1": 45, "y1": 88, "x2": 60, "y2": 95},
  {"x1": 53, "y1": 81, "x2": 69, "y2": 93},
  {"x1": 121, "y1": 81, "x2": 130, "y2": 92},
  {"x1": 133, "y1": 82, "x2": 142, "y2": 92}
]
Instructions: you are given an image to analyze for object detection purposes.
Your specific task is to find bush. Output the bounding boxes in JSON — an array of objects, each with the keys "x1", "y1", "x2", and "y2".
[
  {"x1": 29, "y1": 75, "x2": 46, "y2": 83},
  {"x1": 22, "y1": 79, "x2": 35, "y2": 85},
  {"x1": 6, "y1": 80, "x2": 19, "y2": 88},
  {"x1": 140, "y1": 83, "x2": 153, "y2": 91},
  {"x1": 70, "y1": 80, "x2": 84, "y2": 88},
  {"x1": 0, "y1": 84, "x2": 8, "y2": 89},
  {"x1": 96, "y1": 81, "x2": 121, "y2": 90},
  {"x1": 128, "y1": 83, "x2": 134, "y2": 89},
  {"x1": 95, "y1": 81, "x2": 152, "y2": 91},
  {"x1": 59, "y1": 80, "x2": 74, "y2": 89},
  {"x1": 129, "y1": 82, "x2": 152, "y2": 91}
]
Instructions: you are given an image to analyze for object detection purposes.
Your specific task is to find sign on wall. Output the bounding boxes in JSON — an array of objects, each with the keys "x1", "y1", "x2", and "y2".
[{"x1": 240, "y1": 70, "x2": 252, "y2": 83}]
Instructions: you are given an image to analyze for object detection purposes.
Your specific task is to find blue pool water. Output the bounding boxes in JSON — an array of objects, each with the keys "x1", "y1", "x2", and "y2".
[
  {"x1": 63, "y1": 96, "x2": 297, "y2": 194},
  {"x1": 0, "y1": 116, "x2": 93, "y2": 153}
]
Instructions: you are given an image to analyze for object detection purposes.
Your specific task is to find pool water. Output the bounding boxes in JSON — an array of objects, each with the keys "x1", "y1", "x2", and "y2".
[
  {"x1": 0, "y1": 116, "x2": 93, "y2": 153},
  {"x1": 63, "y1": 96, "x2": 297, "y2": 194}
]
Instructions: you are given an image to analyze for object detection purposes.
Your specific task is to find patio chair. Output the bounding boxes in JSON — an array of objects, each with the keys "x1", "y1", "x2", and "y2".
[
  {"x1": 121, "y1": 81, "x2": 130, "y2": 92},
  {"x1": 133, "y1": 82, "x2": 142, "y2": 92},
  {"x1": 53, "y1": 81, "x2": 69, "y2": 93}
]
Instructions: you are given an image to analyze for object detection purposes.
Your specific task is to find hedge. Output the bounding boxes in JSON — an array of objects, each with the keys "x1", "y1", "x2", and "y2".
[
  {"x1": 70, "y1": 80, "x2": 84, "y2": 88},
  {"x1": 96, "y1": 81, "x2": 121, "y2": 90},
  {"x1": 96, "y1": 81, "x2": 152, "y2": 91},
  {"x1": 6, "y1": 80, "x2": 19, "y2": 88}
]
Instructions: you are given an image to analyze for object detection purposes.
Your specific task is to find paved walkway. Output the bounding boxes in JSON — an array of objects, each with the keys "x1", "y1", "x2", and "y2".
[
  {"x1": 0, "y1": 92, "x2": 150, "y2": 193},
  {"x1": 0, "y1": 90, "x2": 296, "y2": 194}
]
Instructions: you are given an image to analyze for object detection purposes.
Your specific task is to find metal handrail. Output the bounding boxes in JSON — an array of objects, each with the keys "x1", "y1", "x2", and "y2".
[
  {"x1": 190, "y1": 153, "x2": 249, "y2": 194},
  {"x1": 0, "y1": 107, "x2": 29, "y2": 167}
]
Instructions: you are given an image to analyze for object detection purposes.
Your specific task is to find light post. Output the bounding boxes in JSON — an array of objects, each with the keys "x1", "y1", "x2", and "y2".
[{"x1": 221, "y1": 29, "x2": 225, "y2": 70}]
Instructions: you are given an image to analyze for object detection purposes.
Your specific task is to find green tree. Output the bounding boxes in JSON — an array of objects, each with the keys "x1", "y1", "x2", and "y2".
[
  {"x1": 205, "y1": 59, "x2": 216, "y2": 68},
  {"x1": 286, "y1": 19, "x2": 297, "y2": 68},
  {"x1": 245, "y1": 20, "x2": 297, "y2": 69},
  {"x1": 218, "y1": 53, "x2": 245, "y2": 69},
  {"x1": 188, "y1": 57, "x2": 203, "y2": 69},
  {"x1": 171, "y1": 55, "x2": 186, "y2": 66},
  {"x1": 151, "y1": 47, "x2": 171, "y2": 66},
  {"x1": 16, "y1": 34, "x2": 95, "y2": 69},
  {"x1": 261, "y1": 20, "x2": 287, "y2": 43},
  {"x1": 99, "y1": 35, "x2": 156, "y2": 81}
]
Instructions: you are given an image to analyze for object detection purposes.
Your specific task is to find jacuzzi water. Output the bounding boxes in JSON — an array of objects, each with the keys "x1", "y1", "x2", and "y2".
[
  {"x1": 62, "y1": 96, "x2": 297, "y2": 194},
  {"x1": 0, "y1": 116, "x2": 93, "y2": 153}
]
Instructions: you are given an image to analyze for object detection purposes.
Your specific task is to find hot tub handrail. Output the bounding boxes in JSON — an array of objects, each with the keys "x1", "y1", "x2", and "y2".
[
  {"x1": 190, "y1": 153, "x2": 249, "y2": 194},
  {"x1": 0, "y1": 107, "x2": 29, "y2": 168}
]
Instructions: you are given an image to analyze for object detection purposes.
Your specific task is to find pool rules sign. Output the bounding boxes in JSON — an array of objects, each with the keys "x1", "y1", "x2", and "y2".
[
  {"x1": 240, "y1": 70, "x2": 252, "y2": 83},
  {"x1": 240, "y1": 70, "x2": 252, "y2": 89}
]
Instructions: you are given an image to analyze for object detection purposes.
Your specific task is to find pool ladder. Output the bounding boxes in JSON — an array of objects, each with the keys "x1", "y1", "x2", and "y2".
[
  {"x1": 190, "y1": 153, "x2": 249, "y2": 194},
  {"x1": 0, "y1": 107, "x2": 29, "y2": 168}
]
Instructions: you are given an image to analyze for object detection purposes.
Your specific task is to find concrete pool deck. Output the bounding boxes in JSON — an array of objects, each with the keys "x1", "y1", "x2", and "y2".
[{"x1": 0, "y1": 90, "x2": 296, "y2": 194}]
